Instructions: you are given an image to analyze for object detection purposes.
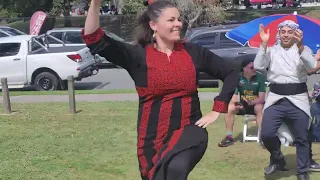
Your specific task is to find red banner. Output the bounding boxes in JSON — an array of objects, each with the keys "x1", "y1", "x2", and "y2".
[{"x1": 29, "y1": 11, "x2": 47, "y2": 35}]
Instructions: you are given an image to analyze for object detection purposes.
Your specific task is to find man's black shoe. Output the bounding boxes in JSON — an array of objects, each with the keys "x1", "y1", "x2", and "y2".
[
  {"x1": 309, "y1": 159, "x2": 320, "y2": 172},
  {"x1": 218, "y1": 136, "x2": 234, "y2": 147},
  {"x1": 264, "y1": 163, "x2": 289, "y2": 175},
  {"x1": 297, "y1": 172, "x2": 309, "y2": 180}
]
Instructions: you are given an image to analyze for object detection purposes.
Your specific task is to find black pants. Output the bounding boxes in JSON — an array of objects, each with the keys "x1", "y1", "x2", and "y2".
[
  {"x1": 261, "y1": 98, "x2": 310, "y2": 174},
  {"x1": 164, "y1": 143, "x2": 207, "y2": 180},
  {"x1": 151, "y1": 125, "x2": 208, "y2": 180},
  {"x1": 308, "y1": 121, "x2": 314, "y2": 160}
]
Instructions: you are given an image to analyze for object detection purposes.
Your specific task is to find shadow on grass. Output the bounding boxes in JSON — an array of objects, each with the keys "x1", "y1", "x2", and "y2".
[
  {"x1": 232, "y1": 125, "x2": 315, "y2": 180},
  {"x1": 263, "y1": 153, "x2": 314, "y2": 180}
]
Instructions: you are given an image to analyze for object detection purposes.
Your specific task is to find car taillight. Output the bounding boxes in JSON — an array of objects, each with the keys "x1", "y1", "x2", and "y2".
[{"x1": 67, "y1": 54, "x2": 82, "y2": 62}]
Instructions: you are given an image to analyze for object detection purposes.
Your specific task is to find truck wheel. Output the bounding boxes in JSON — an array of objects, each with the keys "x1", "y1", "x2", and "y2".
[{"x1": 34, "y1": 72, "x2": 59, "y2": 91}]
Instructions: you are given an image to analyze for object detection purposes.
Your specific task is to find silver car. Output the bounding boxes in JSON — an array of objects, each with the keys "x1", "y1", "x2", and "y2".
[
  {"x1": 185, "y1": 23, "x2": 259, "y2": 87},
  {"x1": 185, "y1": 23, "x2": 259, "y2": 63},
  {"x1": 46, "y1": 27, "x2": 125, "y2": 47},
  {"x1": 0, "y1": 26, "x2": 26, "y2": 37}
]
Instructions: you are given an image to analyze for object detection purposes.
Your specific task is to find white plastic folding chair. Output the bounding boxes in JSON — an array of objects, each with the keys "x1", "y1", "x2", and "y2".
[
  {"x1": 243, "y1": 114, "x2": 260, "y2": 142},
  {"x1": 238, "y1": 91, "x2": 260, "y2": 143}
]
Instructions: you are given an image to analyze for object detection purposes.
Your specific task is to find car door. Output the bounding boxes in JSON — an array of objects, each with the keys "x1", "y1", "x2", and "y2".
[
  {"x1": 214, "y1": 31, "x2": 259, "y2": 61},
  {"x1": 0, "y1": 43, "x2": 26, "y2": 85}
]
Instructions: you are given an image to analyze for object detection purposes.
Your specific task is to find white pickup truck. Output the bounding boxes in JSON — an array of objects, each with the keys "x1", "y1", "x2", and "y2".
[{"x1": 0, "y1": 34, "x2": 103, "y2": 91}]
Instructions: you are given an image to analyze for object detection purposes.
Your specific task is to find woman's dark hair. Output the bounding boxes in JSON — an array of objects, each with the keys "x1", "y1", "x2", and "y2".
[{"x1": 133, "y1": 0, "x2": 176, "y2": 47}]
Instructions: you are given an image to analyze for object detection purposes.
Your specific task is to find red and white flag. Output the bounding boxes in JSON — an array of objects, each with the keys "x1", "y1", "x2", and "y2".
[{"x1": 29, "y1": 11, "x2": 47, "y2": 35}]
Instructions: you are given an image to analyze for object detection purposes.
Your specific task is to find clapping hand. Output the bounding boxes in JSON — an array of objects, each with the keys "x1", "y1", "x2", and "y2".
[
  {"x1": 259, "y1": 24, "x2": 270, "y2": 44},
  {"x1": 293, "y1": 29, "x2": 303, "y2": 47}
]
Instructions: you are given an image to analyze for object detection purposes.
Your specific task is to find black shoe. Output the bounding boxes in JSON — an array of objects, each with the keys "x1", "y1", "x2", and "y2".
[
  {"x1": 310, "y1": 159, "x2": 320, "y2": 172},
  {"x1": 218, "y1": 136, "x2": 234, "y2": 147},
  {"x1": 297, "y1": 172, "x2": 309, "y2": 180},
  {"x1": 264, "y1": 163, "x2": 289, "y2": 175}
]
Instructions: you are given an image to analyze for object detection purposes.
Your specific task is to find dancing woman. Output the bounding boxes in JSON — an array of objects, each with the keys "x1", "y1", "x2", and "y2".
[{"x1": 81, "y1": 0, "x2": 239, "y2": 179}]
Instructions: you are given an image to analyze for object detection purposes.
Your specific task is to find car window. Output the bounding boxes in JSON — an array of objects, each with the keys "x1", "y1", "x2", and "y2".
[
  {"x1": 191, "y1": 34, "x2": 217, "y2": 47},
  {"x1": 220, "y1": 32, "x2": 246, "y2": 48},
  {"x1": 0, "y1": 43, "x2": 21, "y2": 57},
  {"x1": 0, "y1": 31, "x2": 8, "y2": 37},
  {"x1": 0, "y1": 28, "x2": 25, "y2": 36},
  {"x1": 47, "y1": 32, "x2": 63, "y2": 43},
  {"x1": 31, "y1": 40, "x2": 43, "y2": 51},
  {"x1": 64, "y1": 31, "x2": 84, "y2": 44}
]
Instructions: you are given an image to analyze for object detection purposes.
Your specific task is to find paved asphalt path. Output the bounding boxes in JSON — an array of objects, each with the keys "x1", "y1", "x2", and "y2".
[
  {"x1": 75, "y1": 69, "x2": 135, "y2": 90},
  {"x1": 76, "y1": 69, "x2": 320, "y2": 90},
  {"x1": 0, "y1": 92, "x2": 220, "y2": 103}
]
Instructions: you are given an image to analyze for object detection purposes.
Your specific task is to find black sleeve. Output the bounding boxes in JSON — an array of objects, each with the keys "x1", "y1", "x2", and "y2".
[
  {"x1": 81, "y1": 27, "x2": 142, "y2": 70},
  {"x1": 185, "y1": 43, "x2": 240, "y2": 113}
]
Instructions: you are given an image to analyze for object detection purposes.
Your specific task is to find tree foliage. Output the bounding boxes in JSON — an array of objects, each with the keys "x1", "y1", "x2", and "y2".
[
  {"x1": 0, "y1": 0, "x2": 53, "y2": 17},
  {"x1": 122, "y1": 0, "x2": 145, "y2": 14},
  {"x1": 171, "y1": 0, "x2": 227, "y2": 28}
]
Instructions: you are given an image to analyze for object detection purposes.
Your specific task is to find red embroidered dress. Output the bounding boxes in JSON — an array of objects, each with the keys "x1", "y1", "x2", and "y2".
[{"x1": 81, "y1": 28, "x2": 239, "y2": 180}]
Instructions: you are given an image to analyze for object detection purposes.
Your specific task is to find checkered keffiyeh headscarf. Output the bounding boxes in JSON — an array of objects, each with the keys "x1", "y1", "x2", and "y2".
[{"x1": 276, "y1": 20, "x2": 299, "y2": 44}]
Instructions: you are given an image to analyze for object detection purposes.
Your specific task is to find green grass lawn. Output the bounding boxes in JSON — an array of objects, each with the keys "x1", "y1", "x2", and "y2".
[
  {"x1": 0, "y1": 88, "x2": 220, "y2": 96},
  {"x1": 0, "y1": 101, "x2": 319, "y2": 179}
]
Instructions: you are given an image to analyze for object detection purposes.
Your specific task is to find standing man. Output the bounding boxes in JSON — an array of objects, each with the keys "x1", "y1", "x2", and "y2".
[
  {"x1": 254, "y1": 20, "x2": 317, "y2": 180},
  {"x1": 218, "y1": 59, "x2": 265, "y2": 147}
]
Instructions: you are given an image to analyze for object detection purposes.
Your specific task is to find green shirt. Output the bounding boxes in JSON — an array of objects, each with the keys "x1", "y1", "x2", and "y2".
[{"x1": 234, "y1": 72, "x2": 266, "y2": 101}]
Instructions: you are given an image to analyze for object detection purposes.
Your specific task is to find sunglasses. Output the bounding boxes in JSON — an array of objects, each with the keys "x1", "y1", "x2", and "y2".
[{"x1": 247, "y1": 66, "x2": 254, "y2": 69}]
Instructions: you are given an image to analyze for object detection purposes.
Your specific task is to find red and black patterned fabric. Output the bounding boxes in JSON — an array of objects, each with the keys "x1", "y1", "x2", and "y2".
[{"x1": 81, "y1": 27, "x2": 239, "y2": 180}]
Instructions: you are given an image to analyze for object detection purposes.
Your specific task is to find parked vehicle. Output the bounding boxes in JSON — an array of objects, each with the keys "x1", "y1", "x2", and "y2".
[
  {"x1": 46, "y1": 27, "x2": 125, "y2": 46},
  {"x1": 0, "y1": 26, "x2": 26, "y2": 37},
  {"x1": 46, "y1": 27, "x2": 125, "y2": 68},
  {"x1": 0, "y1": 34, "x2": 103, "y2": 91},
  {"x1": 185, "y1": 23, "x2": 259, "y2": 87}
]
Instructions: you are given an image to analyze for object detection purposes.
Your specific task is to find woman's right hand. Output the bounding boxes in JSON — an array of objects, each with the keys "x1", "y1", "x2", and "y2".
[{"x1": 259, "y1": 24, "x2": 270, "y2": 44}]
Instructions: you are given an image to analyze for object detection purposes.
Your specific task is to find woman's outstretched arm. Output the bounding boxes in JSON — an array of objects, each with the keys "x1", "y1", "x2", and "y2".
[{"x1": 81, "y1": 0, "x2": 141, "y2": 69}]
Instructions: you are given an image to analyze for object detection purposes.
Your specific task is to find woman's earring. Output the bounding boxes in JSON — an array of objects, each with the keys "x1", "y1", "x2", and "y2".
[{"x1": 152, "y1": 31, "x2": 157, "y2": 43}]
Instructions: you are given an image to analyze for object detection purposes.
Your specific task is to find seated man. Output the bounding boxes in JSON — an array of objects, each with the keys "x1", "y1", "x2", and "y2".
[{"x1": 218, "y1": 59, "x2": 266, "y2": 147}]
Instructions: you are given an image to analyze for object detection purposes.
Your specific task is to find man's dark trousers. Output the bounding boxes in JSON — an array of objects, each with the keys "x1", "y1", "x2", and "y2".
[{"x1": 261, "y1": 98, "x2": 310, "y2": 174}]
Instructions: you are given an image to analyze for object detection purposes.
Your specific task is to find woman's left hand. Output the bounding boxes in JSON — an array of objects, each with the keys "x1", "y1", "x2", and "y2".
[{"x1": 195, "y1": 111, "x2": 221, "y2": 128}]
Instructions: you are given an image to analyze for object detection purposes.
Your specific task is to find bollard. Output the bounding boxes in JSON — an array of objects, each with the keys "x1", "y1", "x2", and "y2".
[
  {"x1": 67, "y1": 75, "x2": 76, "y2": 114},
  {"x1": 1, "y1": 78, "x2": 12, "y2": 114}
]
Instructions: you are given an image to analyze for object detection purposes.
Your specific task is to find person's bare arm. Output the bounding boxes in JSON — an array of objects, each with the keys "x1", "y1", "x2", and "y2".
[
  {"x1": 249, "y1": 92, "x2": 265, "y2": 105},
  {"x1": 84, "y1": 0, "x2": 101, "y2": 35},
  {"x1": 231, "y1": 94, "x2": 239, "y2": 104}
]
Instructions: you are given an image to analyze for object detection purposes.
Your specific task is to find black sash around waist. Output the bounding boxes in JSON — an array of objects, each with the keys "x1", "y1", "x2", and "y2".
[{"x1": 269, "y1": 83, "x2": 308, "y2": 95}]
